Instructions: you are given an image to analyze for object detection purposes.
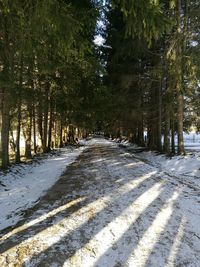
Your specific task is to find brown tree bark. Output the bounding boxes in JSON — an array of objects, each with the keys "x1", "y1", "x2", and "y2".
[
  {"x1": 42, "y1": 82, "x2": 49, "y2": 152},
  {"x1": 59, "y1": 117, "x2": 63, "y2": 148},
  {"x1": 33, "y1": 102, "x2": 37, "y2": 154},
  {"x1": 157, "y1": 82, "x2": 162, "y2": 152},
  {"x1": 1, "y1": 89, "x2": 10, "y2": 169},
  {"x1": 48, "y1": 97, "x2": 53, "y2": 151},
  {"x1": 171, "y1": 113, "x2": 175, "y2": 154},
  {"x1": 15, "y1": 99, "x2": 21, "y2": 163},
  {"x1": 176, "y1": 0, "x2": 185, "y2": 155},
  {"x1": 24, "y1": 104, "x2": 33, "y2": 159}
]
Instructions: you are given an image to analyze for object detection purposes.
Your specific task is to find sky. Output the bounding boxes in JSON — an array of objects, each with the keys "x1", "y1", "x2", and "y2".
[{"x1": 94, "y1": 34, "x2": 105, "y2": 46}]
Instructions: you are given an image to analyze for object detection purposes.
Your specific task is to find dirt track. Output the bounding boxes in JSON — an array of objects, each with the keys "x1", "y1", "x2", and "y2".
[{"x1": 0, "y1": 139, "x2": 200, "y2": 267}]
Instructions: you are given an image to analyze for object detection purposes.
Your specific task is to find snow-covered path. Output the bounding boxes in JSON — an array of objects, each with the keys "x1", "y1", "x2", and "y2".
[{"x1": 0, "y1": 138, "x2": 200, "y2": 267}]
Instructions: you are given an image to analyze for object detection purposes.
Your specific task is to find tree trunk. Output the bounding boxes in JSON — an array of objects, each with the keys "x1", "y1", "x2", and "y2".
[
  {"x1": 148, "y1": 86, "x2": 157, "y2": 150},
  {"x1": 1, "y1": 89, "x2": 10, "y2": 169},
  {"x1": 42, "y1": 82, "x2": 49, "y2": 152},
  {"x1": 59, "y1": 117, "x2": 63, "y2": 148},
  {"x1": 15, "y1": 99, "x2": 21, "y2": 163},
  {"x1": 48, "y1": 98, "x2": 53, "y2": 151},
  {"x1": 137, "y1": 93, "x2": 144, "y2": 146},
  {"x1": 38, "y1": 102, "x2": 43, "y2": 147},
  {"x1": 163, "y1": 107, "x2": 170, "y2": 154},
  {"x1": 177, "y1": 93, "x2": 184, "y2": 154},
  {"x1": 157, "y1": 72, "x2": 162, "y2": 152},
  {"x1": 25, "y1": 105, "x2": 32, "y2": 159},
  {"x1": 33, "y1": 103, "x2": 37, "y2": 154},
  {"x1": 171, "y1": 114, "x2": 175, "y2": 154},
  {"x1": 1, "y1": 14, "x2": 11, "y2": 169},
  {"x1": 176, "y1": 0, "x2": 185, "y2": 155},
  {"x1": 15, "y1": 55, "x2": 23, "y2": 163}
]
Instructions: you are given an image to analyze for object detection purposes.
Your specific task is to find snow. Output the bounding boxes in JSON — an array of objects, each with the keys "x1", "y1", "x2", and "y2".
[
  {"x1": 0, "y1": 137, "x2": 199, "y2": 267},
  {"x1": 140, "y1": 151, "x2": 200, "y2": 179},
  {"x1": 77, "y1": 139, "x2": 87, "y2": 146},
  {"x1": 0, "y1": 146, "x2": 86, "y2": 231},
  {"x1": 160, "y1": 132, "x2": 200, "y2": 151},
  {"x1": 117, "y1": 133, "x2": 200, "y2": 189}
]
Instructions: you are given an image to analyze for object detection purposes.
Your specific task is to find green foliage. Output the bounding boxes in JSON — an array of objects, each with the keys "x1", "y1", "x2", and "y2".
[
  {"x1": 112, "y1": 0, "x2": 173, "y2": 45},
  {"x1": 1, "y1": 0, "x2": 200, "y2": 167}
]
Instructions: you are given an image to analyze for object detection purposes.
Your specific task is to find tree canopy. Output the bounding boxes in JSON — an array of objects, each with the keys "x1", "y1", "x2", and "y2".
[{"x1": 1, "y1": 0, "x2": 200, "y2": 168}]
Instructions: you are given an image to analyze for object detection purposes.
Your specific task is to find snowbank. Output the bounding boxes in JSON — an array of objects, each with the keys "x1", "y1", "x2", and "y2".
[
  {"x1": 119, "y1": 137, "x2": 200, "y2": 189},
  {"x1": 0, "y1": 146, "x2": 86, "y2": 231},
  {"x1": 139, "y1": 151, "x2": 200, "y2": 179}
]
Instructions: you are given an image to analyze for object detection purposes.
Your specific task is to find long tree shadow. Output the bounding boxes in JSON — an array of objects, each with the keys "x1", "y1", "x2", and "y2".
[
  {"x1": 30, "y1": 145, "x2": 198, "y2": 267},
  {"x1": 143, "y1": 213, "x2": 185, "y2": 267},
  {"x1": 20, "y1": 175, "x2": 167, "y2": 266},
  {"x1": 0, "y1": 145, "x2": 155, "y2": 258},
  {"x1": 94, "y1": 188, "x2": 182, "y2": 267},
  {"x1": 144, "y1": 192, "x2": 200, "y2": 267}
]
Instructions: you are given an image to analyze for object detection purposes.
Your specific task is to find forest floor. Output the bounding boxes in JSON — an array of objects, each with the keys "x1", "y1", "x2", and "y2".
[{"x1": 0, "y1": 138, "x2": 200, "y2": 267}]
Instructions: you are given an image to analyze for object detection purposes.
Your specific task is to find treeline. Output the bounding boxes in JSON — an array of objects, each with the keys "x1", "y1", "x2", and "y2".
[
  {"x1": 1, "y1": 0, "x2": 200, "y2": 169},
  {"x1": 0, "y1": 0, "x2": 102, "y2": 169},
  {"x1": 103, "y1": 0, "x2": 200, "y2": 155}
]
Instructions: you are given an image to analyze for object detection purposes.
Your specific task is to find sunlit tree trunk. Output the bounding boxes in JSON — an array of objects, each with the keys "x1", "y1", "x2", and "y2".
[
  {"x1": 163, "y1": 107, "x2": 170, "y2": 154},
  {"x1": 15, "y1": 56, "x2": 23, "y2": 163}
]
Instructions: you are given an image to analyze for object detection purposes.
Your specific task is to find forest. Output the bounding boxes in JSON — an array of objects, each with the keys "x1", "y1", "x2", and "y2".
[
  {"x1": 0, "y1": 0, "x2": 200, "y2": 170},
  {"x1": 1, "y1": 1, "x2": 200, "y2": 266}
]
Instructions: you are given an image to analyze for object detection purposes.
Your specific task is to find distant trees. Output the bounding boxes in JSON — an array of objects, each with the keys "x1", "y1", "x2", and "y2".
[{"x1": 104, "y1": 0, "x2": 200, "y2": 154}]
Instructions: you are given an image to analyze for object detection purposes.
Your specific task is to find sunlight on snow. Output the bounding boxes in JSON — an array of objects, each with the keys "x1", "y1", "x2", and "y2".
[
  {"x1": 127, "y1": 190, "x2": 182, "y2": 266},
  {"x1": 63, "y1": 181, "x2": 164, "y2": 267},
  {"x1": 166, "y1": 216, "x2": 186, "y2": 267},
  {"x1": 124, "y1": 162, "x2": 144, "y2": 168},
  {"x1": 1, "y1": 171, "x2": 156, "y2": 265},
  {"x1": 90, "y1": 158, "x2": 105, "y2": 163},
  {"x1": 0, "y1": 197, "x2": 85, "y2": 242},
  {"x1": 1, "y1": 195, "x2": 111, "y2": 264},
  {"x1": 109, "y1": 162, "x2": 122, "y2": 166}
]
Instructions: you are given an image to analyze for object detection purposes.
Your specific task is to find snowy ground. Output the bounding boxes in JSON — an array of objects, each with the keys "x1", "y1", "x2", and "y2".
[
  {"x1": 119, "y1": 135, "x2": 200, "y2": 190},
  {"x1": 0, "y1": 146, "x2": 86, "y2": 231},
  {"x1": 182, "y1": 132, "x2": 200, "y2": 151},
  {"x1": 0, "y1": 138, "x2": 199, "y2": 267}
]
